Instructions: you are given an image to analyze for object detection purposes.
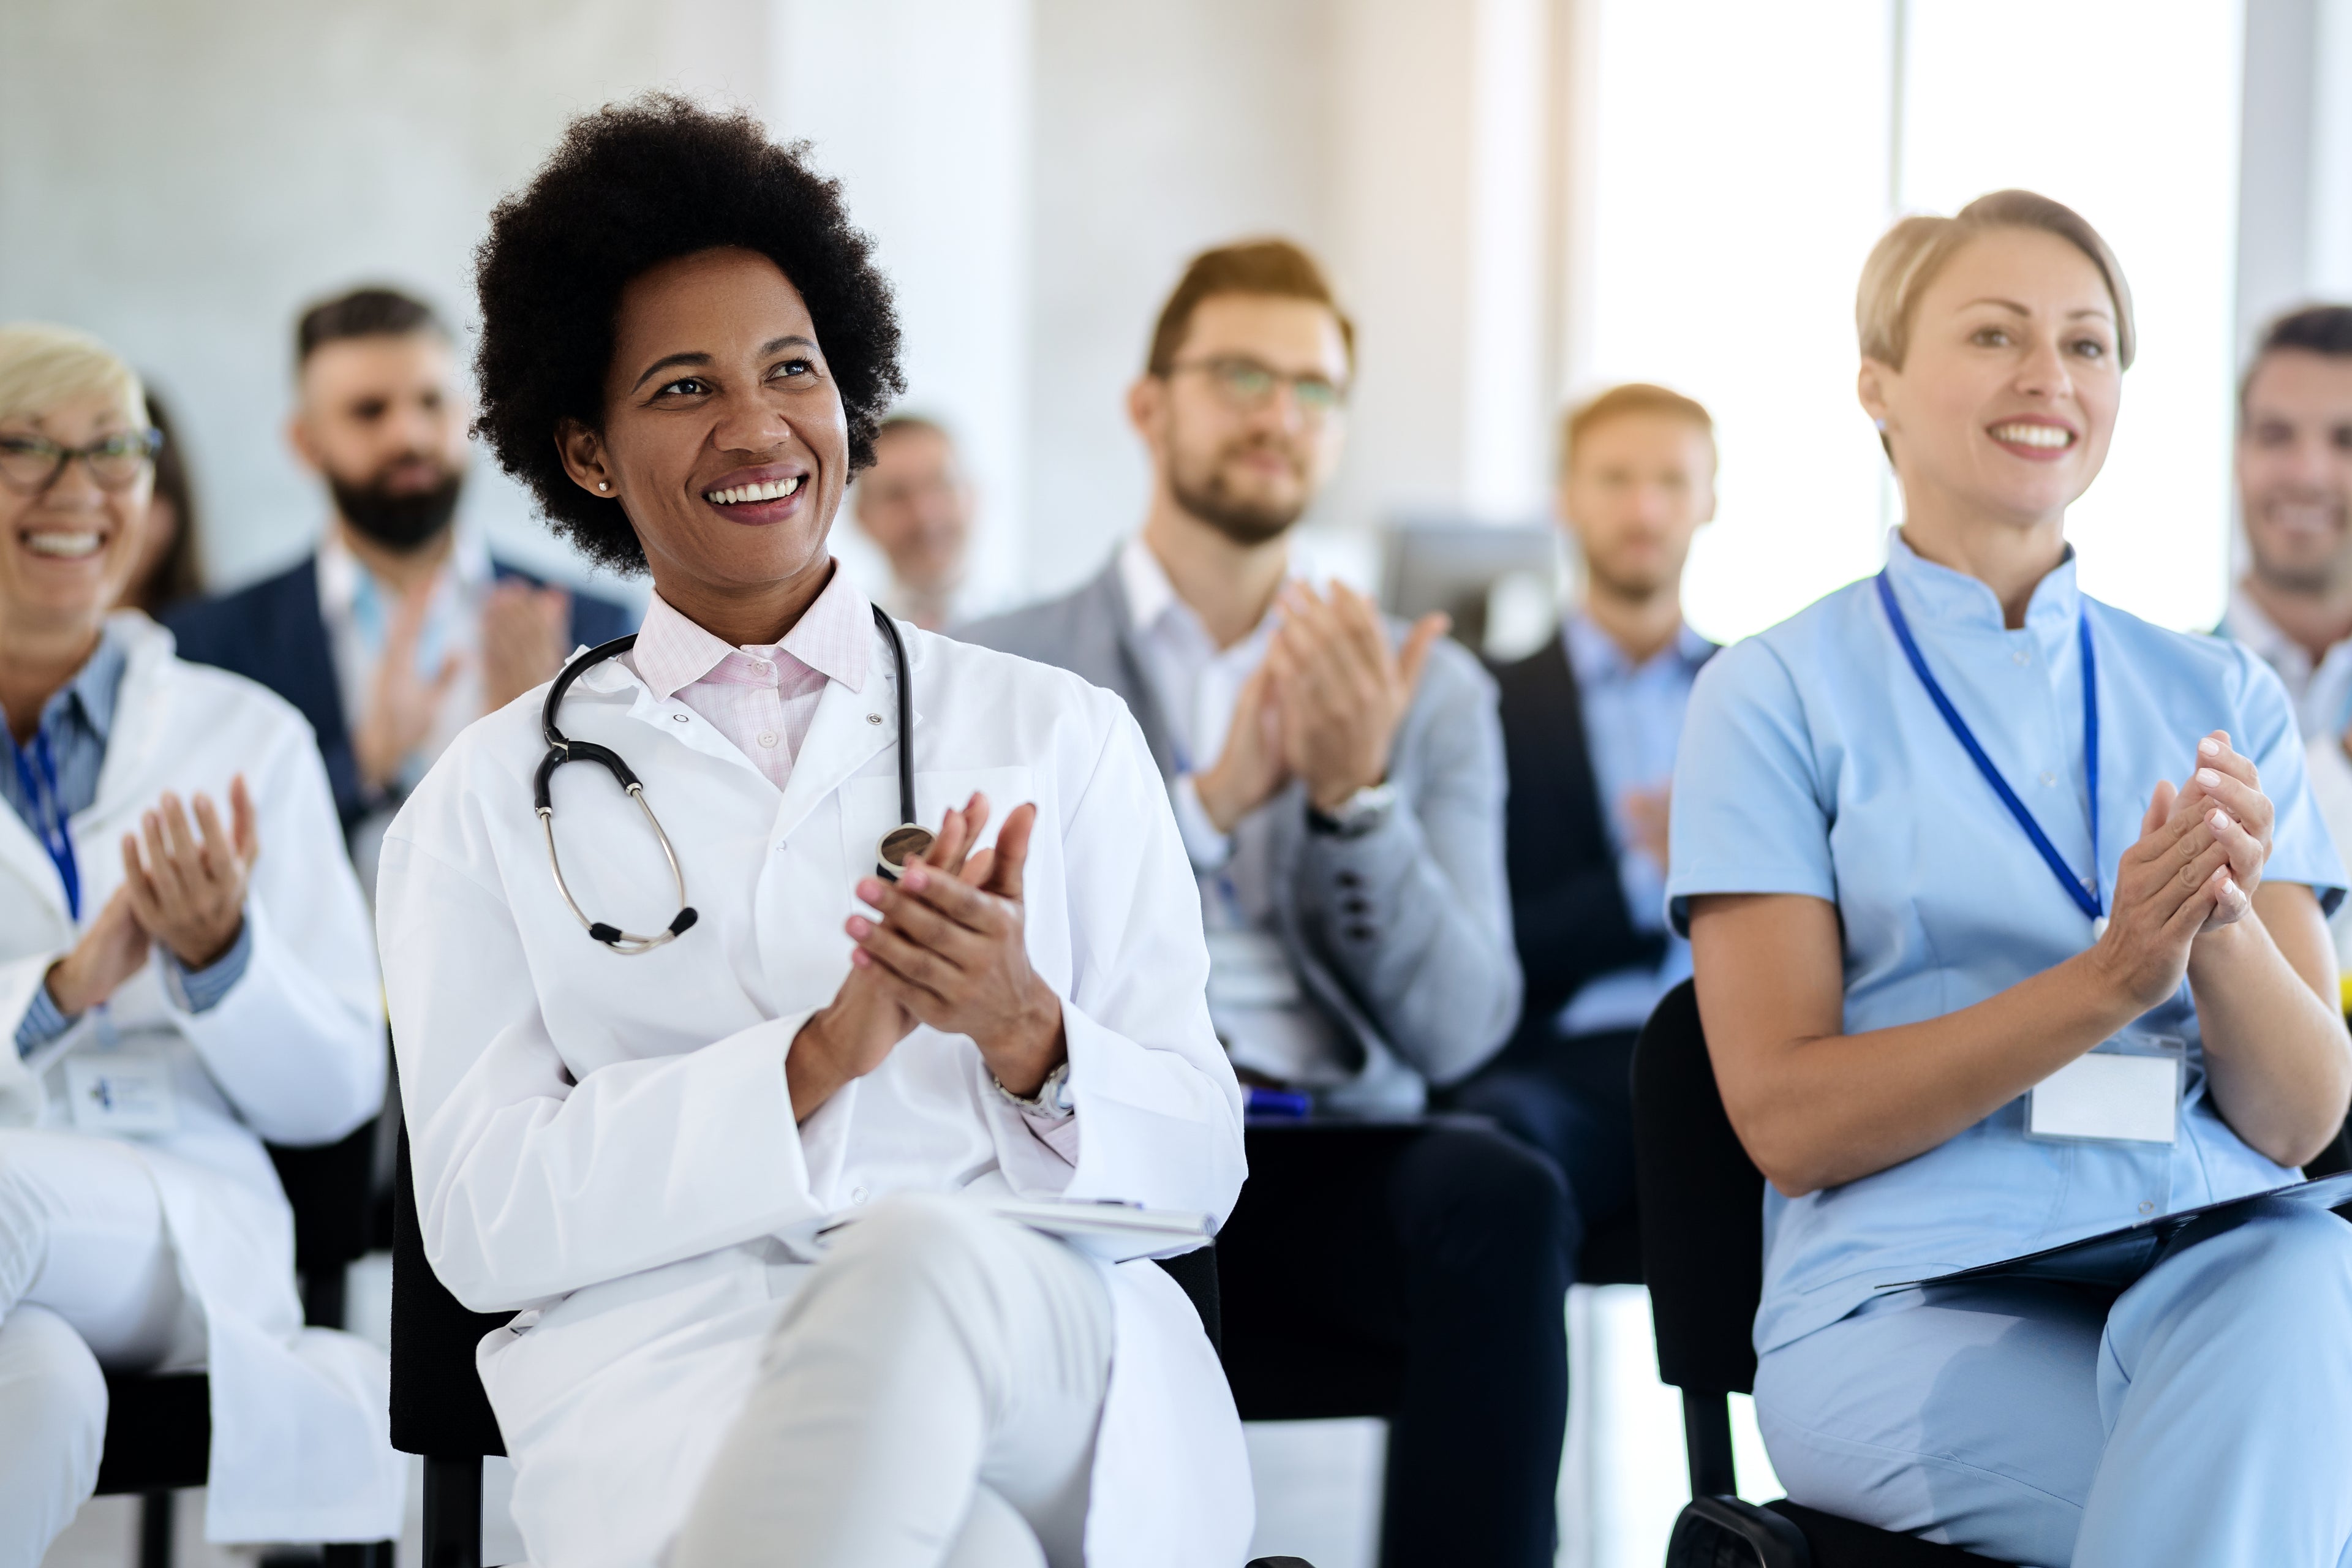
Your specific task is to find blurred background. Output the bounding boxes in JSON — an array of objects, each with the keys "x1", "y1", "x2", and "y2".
[{"x1": 8, "y1": 1, "x2": 2348, "y2": 1564}]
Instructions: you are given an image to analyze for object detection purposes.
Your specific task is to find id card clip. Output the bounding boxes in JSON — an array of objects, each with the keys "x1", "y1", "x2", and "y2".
[{"x1": 2026, "y1": 1035, "x2": 2182, "y2": 1146}]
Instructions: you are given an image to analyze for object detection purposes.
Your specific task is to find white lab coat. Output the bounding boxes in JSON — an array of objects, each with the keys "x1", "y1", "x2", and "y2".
[
  {"x1": 378, "y1": 612, "x2": 1253, "y2": 1568},
  {"x1": 0, "y1": 612, "x2": 400, "y2": 1542}
]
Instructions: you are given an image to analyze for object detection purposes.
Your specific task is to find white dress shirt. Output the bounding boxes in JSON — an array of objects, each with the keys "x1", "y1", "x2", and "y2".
[
  {"x1": 1117, "y1": 536, "x2": 1350, "y2": 1087},
  {"x1": 2223, "y1": 581, "x2": 2352, "y2": 968}
]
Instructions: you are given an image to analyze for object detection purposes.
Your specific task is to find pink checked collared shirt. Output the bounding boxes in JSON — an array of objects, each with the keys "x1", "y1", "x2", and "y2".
[{"x1": 625, "y1": 565, "x2": 871, "y2": 790}]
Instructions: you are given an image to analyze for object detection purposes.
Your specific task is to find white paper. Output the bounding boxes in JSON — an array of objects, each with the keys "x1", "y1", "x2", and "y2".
[
  {"x1": 2028, "y1": 1049, "x2": 2179, "y2": 1145},
  {"x1": 1205, "y1": 928, "x2": 1302, "y2": 1009}
]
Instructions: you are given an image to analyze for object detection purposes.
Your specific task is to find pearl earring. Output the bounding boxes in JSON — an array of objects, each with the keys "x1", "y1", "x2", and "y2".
[
  {"x1": 598, "y1": 480, "x2": 611, "y2": 492},
  {"x1": 1872, "y1": 418, "x2": 1887, "y2": 433}
]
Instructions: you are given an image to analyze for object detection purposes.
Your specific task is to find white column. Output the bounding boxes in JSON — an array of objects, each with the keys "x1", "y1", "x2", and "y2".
[
  {"x1": 2310, "y1": 0, "x2": 2352, "y2": 297},
  {"x1": 761, "y1": 0, "x2": 1036, "y2": 615},
  {"x1": 1322, "y1": 0, "x2": 1564, "y2": 538}
]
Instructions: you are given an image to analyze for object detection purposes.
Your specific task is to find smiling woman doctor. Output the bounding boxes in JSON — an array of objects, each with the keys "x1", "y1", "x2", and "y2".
[
  {"x1": 1672, "y1": 192, "x2": 2352, "y2": 1566},
  {"x1": 375, "y1": 97, "x2": 1248, "y2": 1568}
]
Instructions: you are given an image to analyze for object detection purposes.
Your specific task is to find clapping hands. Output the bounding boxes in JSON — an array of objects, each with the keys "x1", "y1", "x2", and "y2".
[
  {"x1": 43, "y1": 777, "x2": 260, "y2": 1017},
  {"x1": 1193, "y1": 580, "x2": 1449, "y2": 832}
]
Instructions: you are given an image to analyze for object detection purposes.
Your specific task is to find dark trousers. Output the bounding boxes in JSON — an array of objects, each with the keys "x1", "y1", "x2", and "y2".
[
  {"x1": 1218, "y1": 1117, "x2": 1571, "y2": 1568},
  {"x1": 1450, "y1": 1026, "x2": 1641, "y2": 1278}
]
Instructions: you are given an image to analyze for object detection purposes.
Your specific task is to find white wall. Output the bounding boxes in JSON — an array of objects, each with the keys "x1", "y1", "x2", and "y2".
[{"x1": 0, "y1": 0, "x2": 722, "y2": 594}]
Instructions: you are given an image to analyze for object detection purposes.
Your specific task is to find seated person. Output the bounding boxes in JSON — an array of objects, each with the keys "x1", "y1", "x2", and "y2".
[
  {"x1": 961, "y1": 239, "x2": 1566, "y2": 1568},
  {"x1": 2222, "y1": 305, "x2": 2352, "y2": 980},
  {"x1": 1672, "y1": 192, "x2": 2352, "y2": 1566},
  {"x1": 379, "y1": 97, "x2": 1248, "y2": 1568},
  {"x1": 851, "y1": 413, "x2": 976, "y2": 630},
  {"x1": 167, "y1": 286, "x2": 631, "y2": 890},
  {"x1": 0, "y1": 324, "x2": 396, "y2": 1564},
  {"x1": 115, "y1": 386, "x2": 205, "y2": 617},
  {"x1": 1469, "y1": 382, "x2": 1719, "y2": 1273}
]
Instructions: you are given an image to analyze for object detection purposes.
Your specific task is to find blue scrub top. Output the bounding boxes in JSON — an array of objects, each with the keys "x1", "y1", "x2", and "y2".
[{"x1": 1667, "y1": 530, "x2": 2347, "y2": 1356}]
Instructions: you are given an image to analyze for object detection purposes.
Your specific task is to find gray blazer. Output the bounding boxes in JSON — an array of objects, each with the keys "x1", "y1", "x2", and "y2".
[{"x1": 957, "y1": 557, "x2": 1523, "y2": 1113}]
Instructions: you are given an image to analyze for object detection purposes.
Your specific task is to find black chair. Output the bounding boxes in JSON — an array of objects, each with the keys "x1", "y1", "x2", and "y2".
[
  {"x1": 391, "y1": 1121, "x2": 1292, "y2": 1567},
  {"x1": 95, "y1": 1114, "x2": 393, "y2": 1568},
  {"x1": 1216, "y1": 1115, "x2": 1640, "y2": 1421},
  {"x1": 1630, "y1": 981, "x2": 2010, "y2": 1568}
]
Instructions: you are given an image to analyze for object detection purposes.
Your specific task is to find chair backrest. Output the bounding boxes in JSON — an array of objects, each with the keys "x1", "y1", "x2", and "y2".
[
  {"x1": 391, "y1": 1125, "x2": 510, "y2": 1458},
  {"x1": 1630, "y1": 979, "x2": 1766, "y2": 1396}
]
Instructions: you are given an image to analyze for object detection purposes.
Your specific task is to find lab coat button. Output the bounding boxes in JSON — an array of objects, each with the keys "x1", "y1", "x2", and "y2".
[
  {"x1": 851, "y1": 1186, "x2": 869, "y2": 1205},
  {"x1": 2139, "y1": 1200, "x2": 2155, "y2": 1215},
  {"x1": 671, "y1": 713, "x2": 690, "y2": 723},
  {"x1": 867, "y1": 714, "x2": 883, "y2": 725},
  {"x1": 2040, "y1": 771, "x2": 2056, "y2": 787},
  {"x1": 2013, "y1": 649, "x2": 2030, "y2": 666}
]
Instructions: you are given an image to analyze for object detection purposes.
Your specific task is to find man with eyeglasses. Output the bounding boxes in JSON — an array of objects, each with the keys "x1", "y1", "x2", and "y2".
[{"x1": 961, "y1": 239, "x2": 1564, "y2": 1568}]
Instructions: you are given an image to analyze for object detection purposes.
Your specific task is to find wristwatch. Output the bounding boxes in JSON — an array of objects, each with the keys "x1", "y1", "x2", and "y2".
[
  {"x1": 1306, "y1": 782, "x2": 1397, "y2": 839},
  {"x1": 992, "y1": 1060, "x2": 1075, "y2": 1120}
]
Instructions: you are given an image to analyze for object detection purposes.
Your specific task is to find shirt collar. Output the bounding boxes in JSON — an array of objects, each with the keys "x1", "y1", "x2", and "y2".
[
  {"x1": 317, "y1": 514, "x2": 494, "y2": 616},
  {"x1": 25, "y1": 623, "x2": 129, "y2": 746},
  {"x1": 1883, "y1": 527, "x2": 2081, "y2": 651},
  {"x1": 631, "y1": 561, "x2": 872, "y2": 701},
  {"x1": 1118, "y1": 532, "x2": 1302, "y2": 650},
  {"x1": 2224, "y1": 581, "x2": 2310, "y2": 679},
  {"x1": 1562, "y1": 610, "x2": 1709, "y2": 685}
]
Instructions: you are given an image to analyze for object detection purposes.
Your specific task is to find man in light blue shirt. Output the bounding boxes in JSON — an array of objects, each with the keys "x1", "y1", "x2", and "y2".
[{"x1": 1465, "y1": 383, "x2": 1716, "y2": 1275}]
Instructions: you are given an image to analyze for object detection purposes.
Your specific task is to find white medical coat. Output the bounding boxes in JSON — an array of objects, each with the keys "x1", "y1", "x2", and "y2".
[
  {"x1": 377, "y1": 615, "x2": 1252, "y2": 1568},
  {"x1": 0, "y1": 613, "x2": 400, "y2": 1542}
]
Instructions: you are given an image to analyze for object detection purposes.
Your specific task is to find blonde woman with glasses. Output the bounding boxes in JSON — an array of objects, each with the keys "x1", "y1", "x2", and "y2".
[
  {"x1": 0, "y1": 324, "x2": 398, "y2": 1564},
  {"x1": 1668, "y1": 194, "x2": 2352, "y2": 1565}
]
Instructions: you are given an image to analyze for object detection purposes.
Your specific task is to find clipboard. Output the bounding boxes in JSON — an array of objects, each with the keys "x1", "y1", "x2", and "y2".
[{"x1": 1876, "y1": 1170, "x2": 2352, "y2": 1297}]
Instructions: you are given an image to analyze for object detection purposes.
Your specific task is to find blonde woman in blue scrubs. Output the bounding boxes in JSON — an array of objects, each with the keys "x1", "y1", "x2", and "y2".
[{"x1": 1668, "y1": 190, "x2": 2352, "y2": 1567}]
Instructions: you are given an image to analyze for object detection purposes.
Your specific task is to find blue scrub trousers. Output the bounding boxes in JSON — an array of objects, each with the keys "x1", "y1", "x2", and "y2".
[{"x1": 1753, "y1": 1199, "x2": 2352, "y2": 1567}]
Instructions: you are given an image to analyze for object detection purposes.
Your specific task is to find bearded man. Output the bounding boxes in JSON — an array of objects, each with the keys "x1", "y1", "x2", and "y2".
[
  {"x1": 960, "y1": 240, "x2": 1567, "y2": 1568},
  {"x1": 168, "y1": 287, "x2": 630, "y2": 891}
]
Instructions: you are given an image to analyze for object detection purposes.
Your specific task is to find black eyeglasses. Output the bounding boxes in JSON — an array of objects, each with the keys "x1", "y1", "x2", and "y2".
[
  {"x1": 1168, "y1": 356, "x2": 1348, "y2": 420},
  {"x1": 0, "y1": 428, "x2": 164, "y2": 495}
]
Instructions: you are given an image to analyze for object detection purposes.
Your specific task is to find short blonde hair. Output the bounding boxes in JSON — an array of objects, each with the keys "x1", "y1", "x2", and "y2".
[
  {"x1": 1856, "y1": 190, "x2": 2136, "y2": 372},
  {"x1": 1561, "y1": 382, "x2": 1716, "y2": 476},
  {"x1": 0, "y1": 323, "x2": 146, "y2": 429}
]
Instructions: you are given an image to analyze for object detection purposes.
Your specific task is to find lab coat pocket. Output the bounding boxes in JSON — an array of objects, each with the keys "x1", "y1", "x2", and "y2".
[{"x1": 840, "y1": 766, "x2": 1036, "y2": 891}]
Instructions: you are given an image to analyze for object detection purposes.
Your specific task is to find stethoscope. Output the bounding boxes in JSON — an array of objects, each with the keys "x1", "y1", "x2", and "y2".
[{"x1": 535, "y1": 602, "x2": 930, "y2": 954}]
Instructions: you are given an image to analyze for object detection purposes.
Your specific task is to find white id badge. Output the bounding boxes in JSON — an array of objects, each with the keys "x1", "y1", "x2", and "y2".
[
  {"x1": 2027, "y1": 1037, "x2": 2182, "y2": 1145},
  {"x1": 1204, "y1": 929, "x2": 1303, "y2": 1009},
  {"x1": 64, "y1": 1050, "x2": 179, "y2": 1136}
]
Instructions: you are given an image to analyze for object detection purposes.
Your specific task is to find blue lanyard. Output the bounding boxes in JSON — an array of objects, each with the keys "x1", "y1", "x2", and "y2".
[
  {"x1": 10, "y1": 731, "x2": 81, "y2": 921},
  {"x1": 1875, "y1": 570, "x2": 2101, "y2": 922}
]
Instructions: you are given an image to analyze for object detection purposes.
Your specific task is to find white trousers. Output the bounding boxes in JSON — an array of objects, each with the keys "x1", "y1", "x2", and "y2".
[
  {"x1": 1756, "y1": 1199, "x2": 2352, "y2": 1567},
  {"x1": 0, "y1": 1129, "x2": 206, "y2": 1568},
  {"x1": 671, "y1": 1193, "x2": 1114, "y2": 1568}
]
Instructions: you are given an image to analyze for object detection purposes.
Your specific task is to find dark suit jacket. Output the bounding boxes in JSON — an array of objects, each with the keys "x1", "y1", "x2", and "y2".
[
  {"x1": 1491, "y1": 628, "x2": 1715, "y2": 1038},
  {"x1": 165, "y1": 552, "x2": 632, "y2": 832}
]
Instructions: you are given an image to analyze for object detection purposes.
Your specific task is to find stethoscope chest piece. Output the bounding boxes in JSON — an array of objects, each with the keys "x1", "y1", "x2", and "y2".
[{"x1": 876, "y1": 824, "x2": 935, "y2": 883}]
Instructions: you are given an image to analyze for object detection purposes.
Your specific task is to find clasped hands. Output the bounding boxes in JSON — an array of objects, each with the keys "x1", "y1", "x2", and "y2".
[
  {"x1": 2089, "y1": 731, "x2": 2272, "y2": 1010},
  {"x1": 44, "y1": 778, "x2": 260, "y2": 1018},
  {"x1": 1193, "y1": 581, "x2": 1450, "y2": 834},
  {"x1": 787, "y1": 792, "x2": 1064, "y2": 1123}
]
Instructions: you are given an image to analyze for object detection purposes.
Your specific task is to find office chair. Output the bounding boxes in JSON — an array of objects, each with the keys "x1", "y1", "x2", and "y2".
[
  {"x1": 94, "y1": 1113, "x2": 394, "y2": 1568},
  {"x1": 1217, "y1": 1115, "x2": 1641, "y2": 1421},
  {"x1": 390, "y1": 1120, "x2": 1295, "y2": 1568},
  {"x1": 1630, "y1": 981, "x2": 2011, "y2": 1568}
]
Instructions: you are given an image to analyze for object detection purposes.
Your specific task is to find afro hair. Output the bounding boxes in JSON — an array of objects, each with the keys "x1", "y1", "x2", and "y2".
[{"x1": 471, "y1": 94, "x2": 905, "y2": 573}]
